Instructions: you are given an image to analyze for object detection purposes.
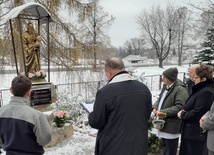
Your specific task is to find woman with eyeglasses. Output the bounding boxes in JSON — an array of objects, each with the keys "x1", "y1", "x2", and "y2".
[{"x1": 177, "y1": 64, "x2": 214, "y2": 155}]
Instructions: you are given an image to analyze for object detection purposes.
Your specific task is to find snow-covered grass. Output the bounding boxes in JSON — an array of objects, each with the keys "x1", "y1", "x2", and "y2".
[
  {"x1": 45, "y1": 130, "x2": 96, "y2": 155},
  {"x1": 0, "y1": 64, "x2": 189, "y2": 154},
  {"x1": 43, "y1": 64, "x2": 189, "y2": 155}
]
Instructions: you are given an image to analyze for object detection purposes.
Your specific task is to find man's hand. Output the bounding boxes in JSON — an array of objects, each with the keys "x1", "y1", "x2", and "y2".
[
  {"x1": 156, "y1": 111, "x2": 167, "y2": 118},
  {"x1": 177, "y1": 110, "x2": 184, "y2": 119},
  {"x1": 199, "y1": 115, "x2": 207, "y2": 128},
  {"x1": 152, "y1": 109, "x2": 157, "y2": 115}
]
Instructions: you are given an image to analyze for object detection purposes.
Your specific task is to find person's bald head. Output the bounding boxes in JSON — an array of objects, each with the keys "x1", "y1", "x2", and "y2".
[
  {"x1": 105, "y1": 57, "x2": 125, "y2": 80},
  {"x1": 189, "y1": 64, "x2": 200, "y2": 81}
]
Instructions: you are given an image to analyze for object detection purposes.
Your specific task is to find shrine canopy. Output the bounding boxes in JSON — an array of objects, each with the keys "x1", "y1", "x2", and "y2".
[
  {"x1": 3, "y1": 2, "x2": 54, "y2": 23},
  {"x1": 3, "y1": 2, "x2": 54, "y2": 82}
]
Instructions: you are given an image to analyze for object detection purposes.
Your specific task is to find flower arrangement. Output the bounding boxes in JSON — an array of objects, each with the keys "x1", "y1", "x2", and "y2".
[
  {"x1": 20, "y1": 70, "x2": 46, "y2": 79},
  {"x1": 54, "y1": 109, "x2": 69, "y2": 127}
]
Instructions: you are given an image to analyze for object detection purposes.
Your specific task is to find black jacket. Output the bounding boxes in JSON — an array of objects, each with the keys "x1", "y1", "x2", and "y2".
[
  {"x1": 180, "y1": 81, "x2": 214, "y2": 141},
  {"x1": 89, "y1": 72, "x2": 152, "y2": 155}
]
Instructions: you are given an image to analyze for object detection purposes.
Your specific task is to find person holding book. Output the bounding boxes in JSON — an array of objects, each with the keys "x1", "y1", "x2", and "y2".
[{"x1": 89, "y1": 57, "x2": 152, "y2": 155}]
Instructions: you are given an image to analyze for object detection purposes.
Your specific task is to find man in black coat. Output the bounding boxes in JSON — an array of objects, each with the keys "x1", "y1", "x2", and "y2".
[{"x1": 88, "y1": 57, "x2": 152, "y2": 155}]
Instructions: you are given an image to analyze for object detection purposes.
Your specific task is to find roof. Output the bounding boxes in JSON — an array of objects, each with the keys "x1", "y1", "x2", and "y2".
[{"x1": 3, "y1": 2, "x2": 54, "y2": 24}]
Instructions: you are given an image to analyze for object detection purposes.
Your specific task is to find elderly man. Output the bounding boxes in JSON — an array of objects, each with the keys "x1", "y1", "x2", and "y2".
[
  {"x1": 89, "y1": 57, "x2": 152, "y2": 155},
  {"x1": 186, "y1": 64, "x2": 200, "y2": 95}
]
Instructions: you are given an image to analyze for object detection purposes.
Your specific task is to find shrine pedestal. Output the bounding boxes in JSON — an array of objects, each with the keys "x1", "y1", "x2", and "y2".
[
  {"x1": 31, "y1": 79, "x2": 73, "y2": 147},
  {"x1": 43, "y1": 111, "x2": 74, "y2": 147},
  {"x1": 29, "y1": 78, "x2": 57, "y2": 111},
  {"x1": 45, "y1": 123, "x2": 74, "y2": 147}
]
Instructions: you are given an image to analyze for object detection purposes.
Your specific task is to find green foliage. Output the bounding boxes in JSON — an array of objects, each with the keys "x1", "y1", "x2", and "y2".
[
  {"x1": 148, "y1": 132, "x2": 162, "y2": 153},
  {"x1": 53, "y1": 109, "x2": 69, "y2": 125},
  {"x1": 19, "y1": 70, "x2": 46, "y2": 80},
  {"x1": 68, "y1": 114, "x2": 73, "y2": 120},
  {"x1": 148, "y1": 117, "x2": 162, "y2": 153},
  {"x1": 192, "y1": 27, "x2": 214, "y2": 65},
  {"x1": 148, "y1": 117, "x2": 153, "y2": 131},
  {"x1": 54, "y1": 116, "x2": 67, "y2": 124}
]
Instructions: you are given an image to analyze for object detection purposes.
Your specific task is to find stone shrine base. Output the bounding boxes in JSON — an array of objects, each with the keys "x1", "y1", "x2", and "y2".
[
  {"x1": 46, "y1": 123, "x2": 73, "y2": 147},
  {"x1": 30, "y1": 79, "x2": 73, "y2": 147},
  {"x1": 43, "y1": 111, "x2": 74, "y2": 147}
]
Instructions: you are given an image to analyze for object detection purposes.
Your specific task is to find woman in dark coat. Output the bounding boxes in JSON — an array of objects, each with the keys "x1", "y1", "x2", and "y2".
[{"x1": 178, "y1": 64, "x2": 214, "y2": 155}]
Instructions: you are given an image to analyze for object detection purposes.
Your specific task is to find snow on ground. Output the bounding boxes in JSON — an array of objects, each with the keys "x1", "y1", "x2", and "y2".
[
  {"x1": 0, "y1": 64, "x2": 190, "y2": 154},
  {"x1": 132, "y1": 65, "x2": 188, "y2": 77},
  {"x1": 44, "y1": 127, "x2": 97, "y2": 155},
  {"x1": 42, "y1": 64, "x2": 189, "y2": 155}
]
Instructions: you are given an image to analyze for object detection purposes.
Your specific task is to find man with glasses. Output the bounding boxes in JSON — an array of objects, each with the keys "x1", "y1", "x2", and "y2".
[{"x1": 186, "y1": 64, "x2": 200, "y2": 95}]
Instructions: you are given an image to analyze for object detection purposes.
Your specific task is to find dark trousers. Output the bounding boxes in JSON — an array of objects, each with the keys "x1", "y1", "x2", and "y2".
[
  {"x1": 204, "y1": 144, "x2": 208, "y2": 155},
  {"x1": 179, "y1": 137, "x2": 206, "y2": 155},
  {"x1": 162, "y1": 138, "x2": 179, "y2": 155}
]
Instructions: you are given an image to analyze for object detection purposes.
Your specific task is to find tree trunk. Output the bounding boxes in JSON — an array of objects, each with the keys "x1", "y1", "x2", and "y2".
[
  {"x1": 159, "y1": 59, "x2": 163, "y2": 68},
  {"x1": 93, "y1": 49, "x2": 97, "y2": 69},
  {"x1": 178, "y1": 56, "x2": 182, "y2": 66}
]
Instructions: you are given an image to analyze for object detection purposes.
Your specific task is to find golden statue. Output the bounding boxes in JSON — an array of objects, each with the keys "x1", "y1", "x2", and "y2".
[{"x1": 23, "y1": 23, "x2": 41, "y2": 74}]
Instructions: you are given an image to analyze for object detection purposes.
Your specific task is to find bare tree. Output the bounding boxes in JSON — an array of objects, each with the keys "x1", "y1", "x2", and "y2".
[
  {"x1": 0, "y1": 0, "x2": 88, "y2": 67},
  {"x1": 196, "y1": 9, "x2": 214, "y2": 38},
  {"x1": 79, "y1": 0, "x2": 115, "y2": 69},
  {"x1": 0, "y1": 0, "x2": 114, "y2": 71},
  {"x1": 174, "y1": 7, "x2": 190, "y2": 66},
  {"x1": 187, "y1": 0, "x2": 214, "y2": 40},
  {"x1": 124, "y1": 38, "x2": 146, "y2": 55},
  {"x1": 137, "y1": 3, "x2": 178, "y2": 68},
  {"x1": 114, "y1": 47, "x2": 128, "y2": 58}
]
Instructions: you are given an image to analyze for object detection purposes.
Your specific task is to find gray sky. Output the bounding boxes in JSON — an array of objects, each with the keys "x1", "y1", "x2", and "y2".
[{"x1": 100, "y1": 0, "x2": 204, "y2": 48}]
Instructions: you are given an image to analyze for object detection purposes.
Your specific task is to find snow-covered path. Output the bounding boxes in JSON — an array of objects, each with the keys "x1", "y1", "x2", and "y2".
[{"x1": 44, "y1": 126, "x2": 97, "y2": 155}]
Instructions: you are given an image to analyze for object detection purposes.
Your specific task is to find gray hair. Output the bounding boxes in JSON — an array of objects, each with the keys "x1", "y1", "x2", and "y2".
[{"x1": 105, "y1": 57, "x2": 125, "y2": 70}]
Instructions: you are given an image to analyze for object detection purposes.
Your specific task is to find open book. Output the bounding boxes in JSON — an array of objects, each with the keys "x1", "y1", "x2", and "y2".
[{"x1": 80, "y1": 101, "x2": 94, "y2": 113}]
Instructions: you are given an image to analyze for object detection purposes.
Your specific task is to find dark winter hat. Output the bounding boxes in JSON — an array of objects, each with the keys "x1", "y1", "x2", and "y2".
[{"x1": 163, "y1": 67, "x2": 178, "y2": 82}]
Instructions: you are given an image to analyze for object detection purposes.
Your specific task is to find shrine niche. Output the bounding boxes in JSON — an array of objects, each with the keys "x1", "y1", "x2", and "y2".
[
  {"x1": 4, "y1": 3, "x2": 74, "y2": 146},
  {"x1": 4, "y1": 2, "x2": 57, "y2": 107}
]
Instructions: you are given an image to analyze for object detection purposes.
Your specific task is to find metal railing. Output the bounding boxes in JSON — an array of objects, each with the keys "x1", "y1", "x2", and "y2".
[
  {"x1": 55, "y1": 80, "x2": 106, "y2": 102},
  {"x1": 140, "y1": 72, "x2": 187, "y2": 90},
  {"x1": 0, "y1": 72, "x2": 187, "y2": 107}
]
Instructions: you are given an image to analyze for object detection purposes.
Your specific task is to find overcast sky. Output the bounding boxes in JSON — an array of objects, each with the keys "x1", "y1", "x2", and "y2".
[{"x1": 99, "y1": 0, "x2": 204, "y2": 48}]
